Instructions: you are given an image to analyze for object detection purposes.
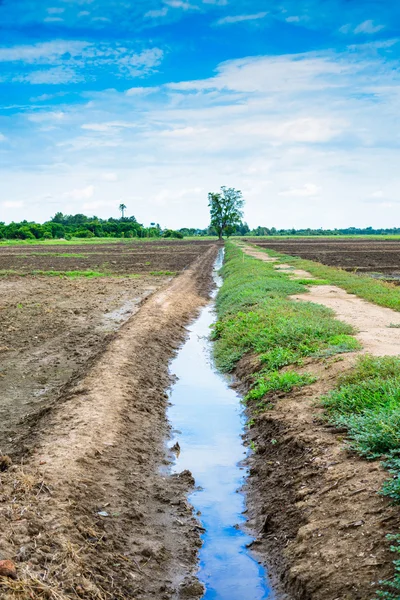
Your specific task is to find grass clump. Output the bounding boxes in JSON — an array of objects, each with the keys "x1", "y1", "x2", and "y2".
[
  {"x1": 322, "y1": 355, "x2": 400, "y2": 458},
  {"x1": 246, "y1": 371, "x2": 316, "y2": 402},
  {"x1": 213, "y1": 243, "x2": 357, "y2": 373},
  {"x1": 149, "y1": 270, "x2": 177, "y2": 276},
  {"x1": 32, "y1": 270, "x2": 110, "y2": 278}
]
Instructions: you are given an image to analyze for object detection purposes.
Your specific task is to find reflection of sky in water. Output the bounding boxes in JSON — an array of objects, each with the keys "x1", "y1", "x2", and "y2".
[{"x1": 168, "y1": 252, "x2": 273, "y2": 600}]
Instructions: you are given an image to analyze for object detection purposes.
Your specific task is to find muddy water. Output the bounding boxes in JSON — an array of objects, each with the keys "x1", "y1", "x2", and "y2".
[{"x1": 168, "y1": 250, "x2": 273, "y2": 599}]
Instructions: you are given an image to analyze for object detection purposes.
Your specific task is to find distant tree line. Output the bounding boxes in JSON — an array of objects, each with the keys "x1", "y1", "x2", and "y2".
[
  {"x1": 0, "y1": 212, "x2": 399, "y2": 241},
  {"x1": 0, "y1": 212, "x2": 185, "y2": 240}
]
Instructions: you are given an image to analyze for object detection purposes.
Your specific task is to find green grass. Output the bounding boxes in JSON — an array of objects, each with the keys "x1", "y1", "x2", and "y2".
[
  {"x1": 0, "y1": 236, "x2": 218, "y2": 247},
  {"x1": 252, "y1": 245, "x2": 400, "y2": 312},
  {"x1": 0, "y1": 269, "x2": 142, "y2": 279},
  {"x1": 149, "y1": 270, "x2": 177, "y2": 276},
  {"x1": 213, "y1": 243, "x2": 359, "y2": 374},
  {"x1": 320, "y1": 355, "x2": 400, "y2": 598},
  {"x1": 245, "y1": 371, "x2": 316, "y2": 409},
  {"x1": 33, "y1": 270, "x2": 114, "y2": 278}
]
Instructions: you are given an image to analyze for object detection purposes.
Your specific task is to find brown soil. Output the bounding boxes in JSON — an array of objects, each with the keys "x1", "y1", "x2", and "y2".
[
  {"x1": 0, "y1": 240, "x2": 214, "y2": 274},
  {"x1": 246, "y1": 238, "x2": 400, "y2": 276},
  {"x1": 0, "y1": 275, "x2": 162, "y2": 457},
  {"x1": 0, "y1": 243, "x2": 219, "y2": 599}
]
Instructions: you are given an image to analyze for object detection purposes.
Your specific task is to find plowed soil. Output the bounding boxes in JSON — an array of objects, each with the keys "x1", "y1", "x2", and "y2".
[
  {"x1": 246, "y1": 238, "x2": 400, "y2": 277},
  {"x1": 0, "y1": 241, "x2": 218, "y2": 600},
  {"x1": 0, "y1": 240, "x2": 213, "y2": 274}
]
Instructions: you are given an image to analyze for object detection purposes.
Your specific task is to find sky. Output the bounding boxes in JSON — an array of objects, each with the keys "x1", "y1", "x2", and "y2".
[{"x1": 1, "y1": 0, "x2": 400, "y2": 229}]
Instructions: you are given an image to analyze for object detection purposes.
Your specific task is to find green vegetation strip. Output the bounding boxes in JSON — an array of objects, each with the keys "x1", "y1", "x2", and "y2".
[
  {"x1": 0, "y1": 269, "x2": 172, "y2": 278},
  {"x1": 252, "y1": 244, "x2": 400, "y2": 311},
  {"x1": 213, "y1": 242, "x2": 359, "y2": 395}
]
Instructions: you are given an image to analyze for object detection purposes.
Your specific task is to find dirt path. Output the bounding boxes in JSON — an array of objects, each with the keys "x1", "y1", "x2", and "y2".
[
  {"x1": 292, "y1": 285, "x2": 400, "y2": 355},
  {"x1": 241, "y1": 243, "x2": 400, "y2": 355},
  {"x1": 235, "y1": 243, "x2": 400, "y2": 599},
  {"x1": 0, "y1": 245, "x2": 218, "y2": 600}
]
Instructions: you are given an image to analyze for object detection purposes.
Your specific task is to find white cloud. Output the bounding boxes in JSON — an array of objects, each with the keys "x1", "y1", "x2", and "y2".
[
  {"x1": 0, "y1": 133, "x2": 6, "y2": 142},
  {"x1": 81, "y1": 121, "x2": 137, "y2": 132},
  {"x1": 28, "y1": 111, "x2": 65, "y2": 122},
  {"x1": 145, "y1": 7, "x2": 168, "y2": 18},
  {"x1": 64, "y1": 185, "x2": 95, "y2": 200},
  {"x1": 101, "y1": 172, "x2": 118, "y2": 181},
  {"x1": 167, "y1": 53, "x2": 355, "y2": 94},
  {"x1": 2, "y1": 201, "x2": 24, "y2": 208},
  {"x1": 82, "y1": 200, "x2": 110, "y2": 209},
  {"x1": 0, "y1": 41, "x2": 88, "y2": 63},
  {"x1": 43, "y1": 17, "x2": 64, "y2": 22},
  {"x1": 279, "y1": 183, "x2": 321, "y2": 197},
  {"x1": 164, "y1": 0, "x2": 199, "y2": 10},
  {"x1": 47, "y1": 7, "x2": 65, "y2": 14},
  {"x1": 15, "y1": 67, "x2": 82, "y2": 85},
  {"x1": 341, "y1": 20, "x2": 385, "y2": 35},
  {"x1": 216, "y1": 12, "x2": 268, "y2": 25},
  {"x1": 125, "y1": 86, "x2": 160, "y2": 96},
  {"x1": 0, "y1": 41, "x2": 164, "y2": 82},
  {"x1": 354, "y1": 20, "x2": 385, "y2": 34}
]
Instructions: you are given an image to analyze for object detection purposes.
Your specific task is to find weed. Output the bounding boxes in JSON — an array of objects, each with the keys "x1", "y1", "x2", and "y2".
[
  {"x1": 32, "y1": 270, "x2": 110, "y2": 278},
  {"x1": 149, "y1": 270, "x2": 177, "y2": 276},
  {"x1": 376, "y1": 535, "x2": 400, "y2": 599},
  {"x1": 246, "y1": 371, "x2": 316, "y2": 402}
]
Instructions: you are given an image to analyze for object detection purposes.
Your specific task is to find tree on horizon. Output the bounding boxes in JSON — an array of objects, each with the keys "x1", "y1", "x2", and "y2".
[
  {"x1": 119, "y1": 203, "x2": 127, "y2": 219},
  {"x1": 208, "y1": 187, "x2": 245, "y2": 240}
]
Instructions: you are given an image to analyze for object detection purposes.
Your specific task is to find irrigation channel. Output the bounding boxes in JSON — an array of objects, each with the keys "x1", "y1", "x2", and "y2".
[{"x1": 168, "y1": 250, "x2": 273, "y2": 599}]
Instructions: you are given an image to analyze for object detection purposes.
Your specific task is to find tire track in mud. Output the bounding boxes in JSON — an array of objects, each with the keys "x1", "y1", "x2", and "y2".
[
  {"x1": 233, "y1": 243, "x2": 400, "y2": 600},
  {"x1": 0, "y1": 245, "x2": 219, "y2": 600}
]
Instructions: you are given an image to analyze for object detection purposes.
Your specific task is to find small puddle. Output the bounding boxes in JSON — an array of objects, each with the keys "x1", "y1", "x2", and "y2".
[{"x1": 168, "y1": 249, "x2": 273, "y2": 599}]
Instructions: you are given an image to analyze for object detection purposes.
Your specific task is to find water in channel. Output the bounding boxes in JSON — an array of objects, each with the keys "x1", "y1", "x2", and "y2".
[{"x1": 168, "y1": 249, "x2": 273, "y2": 600}]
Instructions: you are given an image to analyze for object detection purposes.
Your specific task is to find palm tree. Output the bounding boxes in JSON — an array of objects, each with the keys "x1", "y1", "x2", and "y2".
[{"x1": 119, "y1": 203, "x2": 127, "y2": 219}]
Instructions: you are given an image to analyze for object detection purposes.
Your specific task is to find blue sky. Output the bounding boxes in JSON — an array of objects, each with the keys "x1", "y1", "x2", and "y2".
[{"x1": 1, "y1": 0, "x2": 400, "y2": 228}]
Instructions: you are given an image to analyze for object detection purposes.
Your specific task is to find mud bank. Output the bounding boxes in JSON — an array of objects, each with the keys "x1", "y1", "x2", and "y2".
[{"x1": 0, "y1": 244, "x2": 218, "y2": 600}]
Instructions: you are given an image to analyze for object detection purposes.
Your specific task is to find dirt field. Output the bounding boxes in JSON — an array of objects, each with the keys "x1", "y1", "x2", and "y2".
[
  {"x1": 0, "y1": 240, "x2": 218, "y2": 599},
  {"x1": 0, "y1": 240, "x2": 213, "y2": 274},
  {"x1": 246, "y1": 238, "x2": 400, "y2": 277}
]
